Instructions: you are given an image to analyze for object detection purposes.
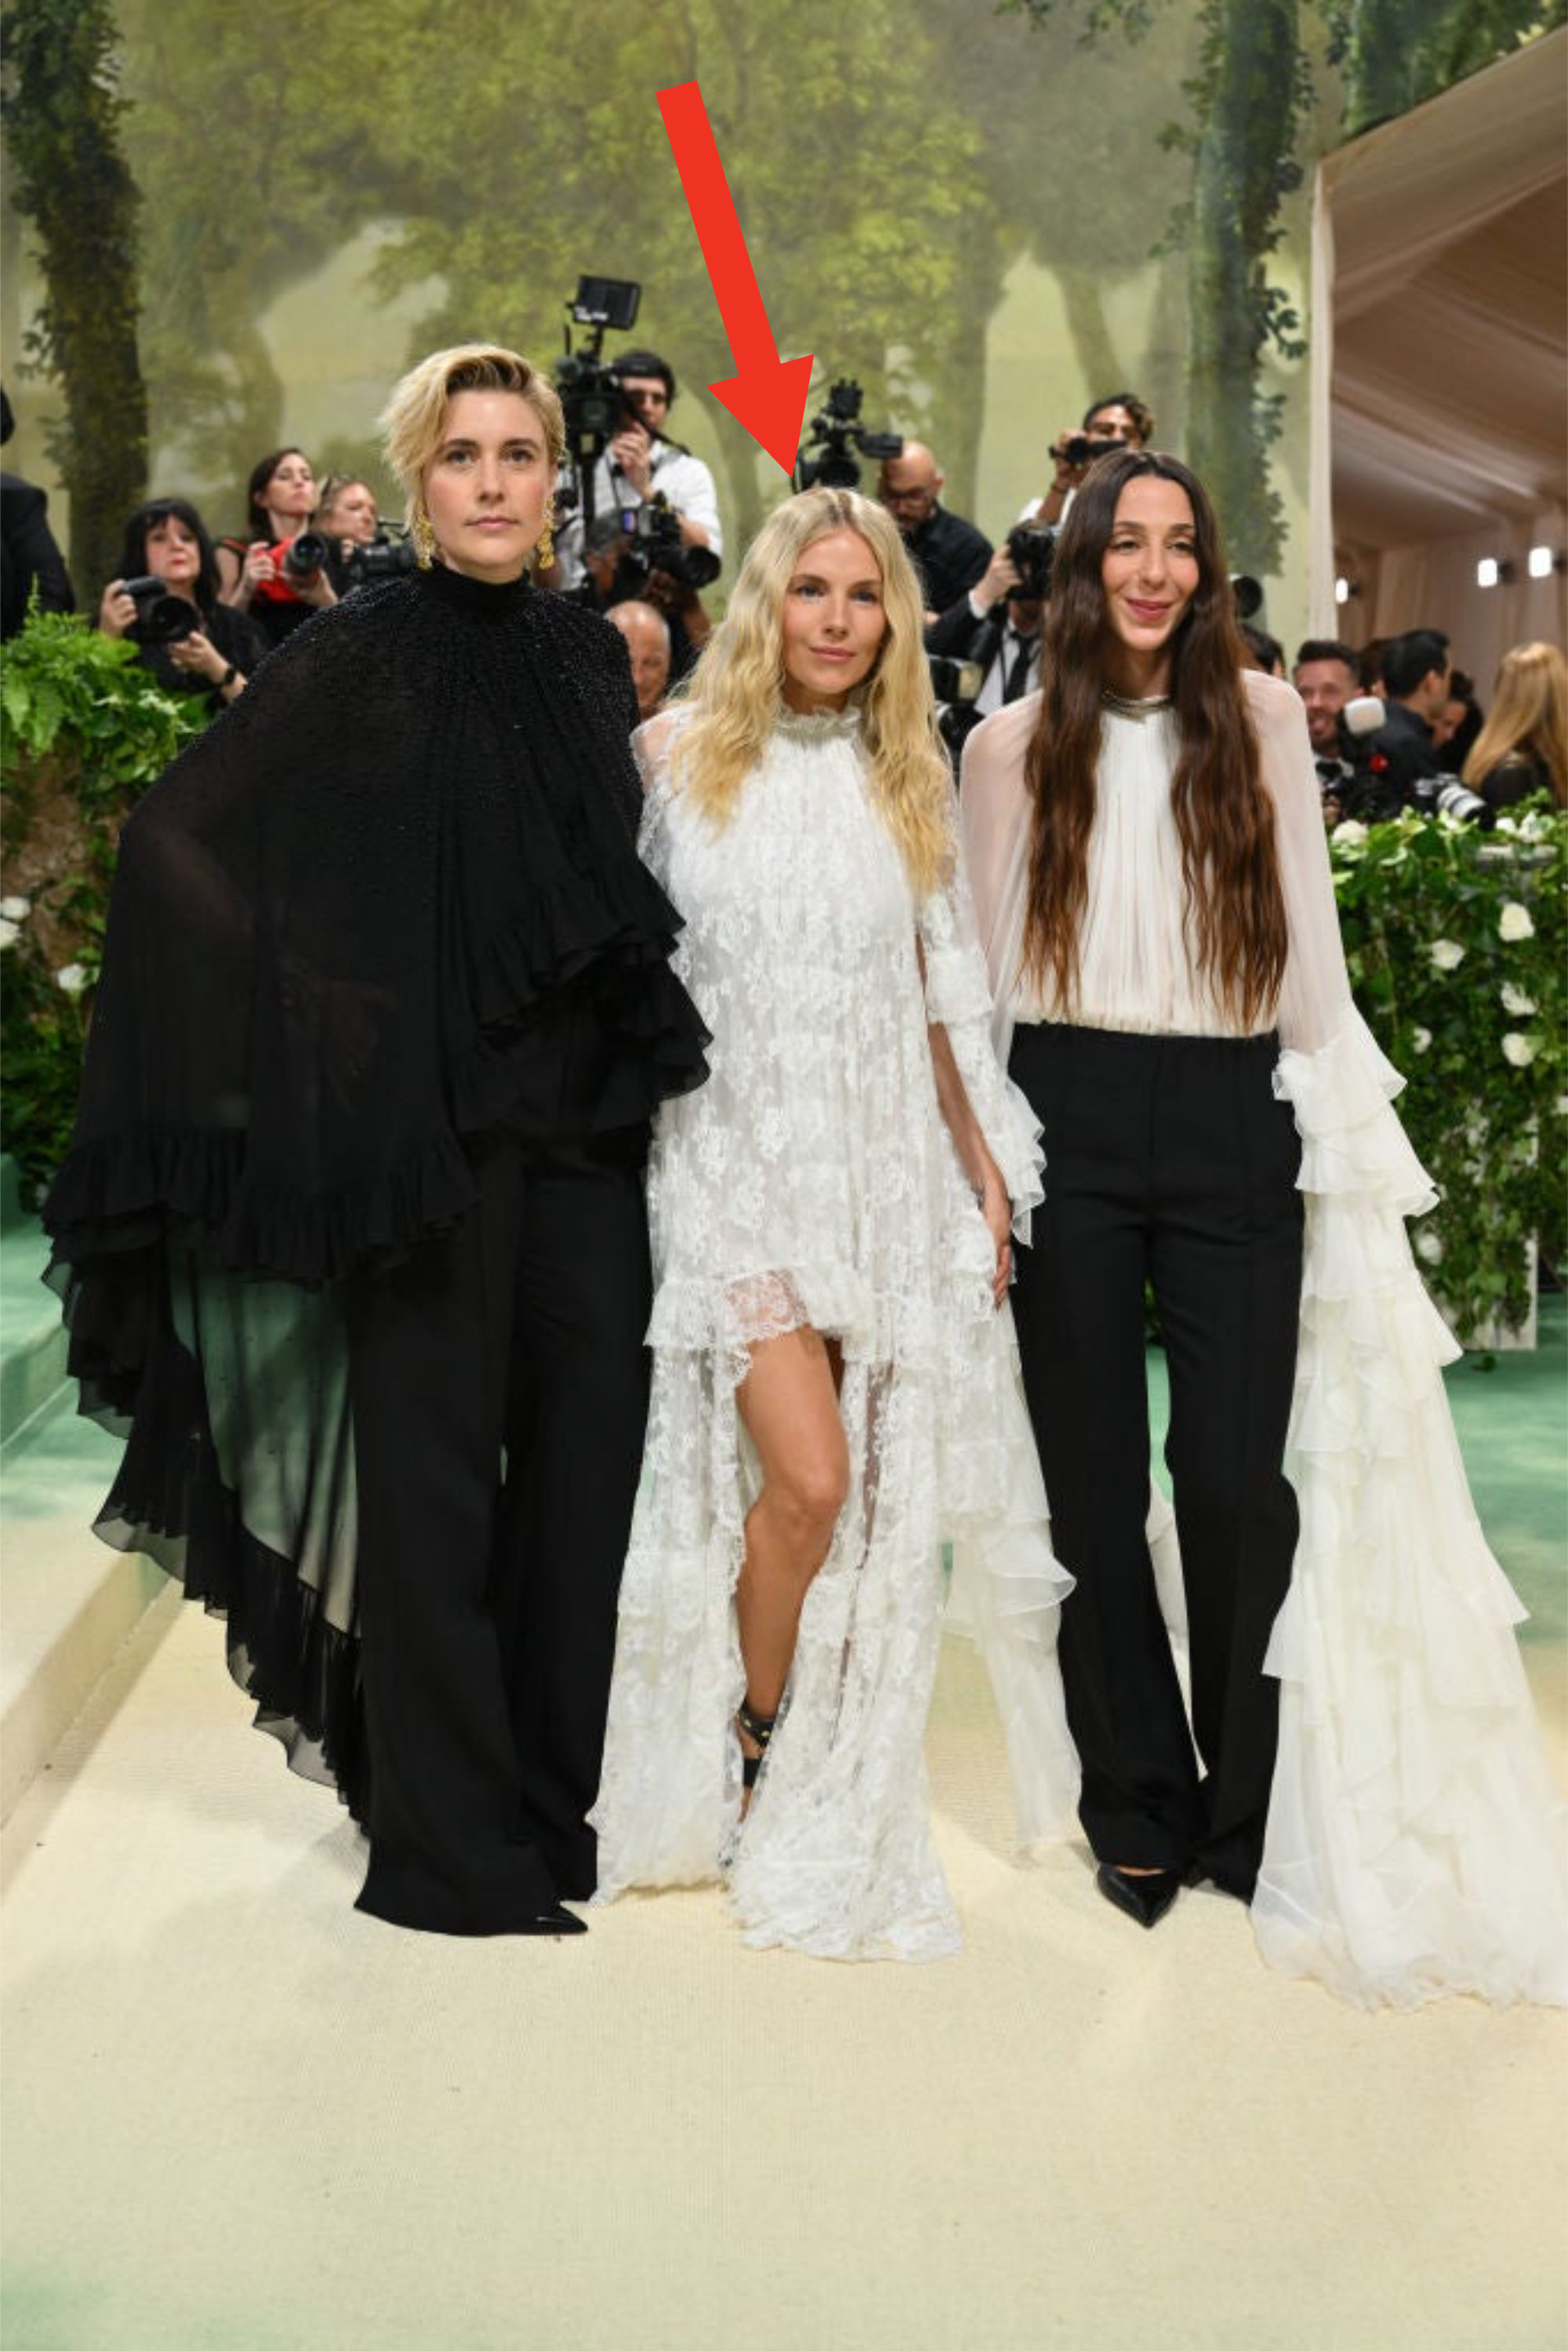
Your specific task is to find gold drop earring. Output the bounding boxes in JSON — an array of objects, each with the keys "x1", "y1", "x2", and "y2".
[
  {"x1": 535, "y1": 499, "x2": 555, "y2": 572},
  {"x1": 411, "y1": 500, "x2": 437, "y2": 569}
]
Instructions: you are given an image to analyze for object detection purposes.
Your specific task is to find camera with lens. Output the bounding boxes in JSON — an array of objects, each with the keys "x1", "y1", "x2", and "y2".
[
  {"x1": 1005, "y1": 523, "x2": 1058, "y2": 602},
  {"x1": 119, "y1": 575, "x2": 198, "y2": 645},
  {"x1": 794, "y1": 379, "x2": 902, "y2": 492},
  {"x1": 1061, "y1": 431, "x2": 1127, "y2": 469},
  {"x1": 1411, "y1": 772, "x2": 1495, "y2": 828},
  {"x1": 339, "y1": 525, "x2": 419, "y2": 587},
  {"x1": 253, "y1": 529, "x2": 331, "y2": 601},
  {"x1": 615, "y1": 494, "x2": 721, "y2": 594}
]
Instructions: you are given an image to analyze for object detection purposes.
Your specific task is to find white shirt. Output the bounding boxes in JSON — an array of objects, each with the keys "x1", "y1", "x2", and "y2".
[{"x1": 552, "y1": 441, "x2": 723, "y2": 589}]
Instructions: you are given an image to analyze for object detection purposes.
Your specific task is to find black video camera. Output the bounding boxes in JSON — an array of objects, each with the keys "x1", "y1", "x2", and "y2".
[
  {"x1": 794, "y1": 379, "x2": 902, "y2": 492},
  {"x1": 1061, "y1": 431, "x2": 1126, "y2": 469},
  {"x1": 615, "y1": 495, "x2": 721, "y2": 594},
  {"x1": 1005, "y1": 523, "x2": 1058, "y2": 602},
  {"x1": 339, "y1": 525, "x2": 419, "y2": 586},
  {"x1": 119, "y1": 575, "x2": 198, "y2": 644},
  {"x1": 554, "y1": 274, "x2": 643, "y2": 476}
]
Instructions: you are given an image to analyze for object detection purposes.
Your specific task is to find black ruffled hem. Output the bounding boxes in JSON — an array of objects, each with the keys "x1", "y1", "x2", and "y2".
[{"x1": 45, "y1": 1125, "x2": 480, "y2": 1291}]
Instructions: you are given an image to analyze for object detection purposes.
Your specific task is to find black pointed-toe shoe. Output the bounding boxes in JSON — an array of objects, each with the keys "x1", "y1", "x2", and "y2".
[
  {"x1": 518, "y1": 1903, "x2": 588, "y2": 1937},
  {"x1": 1095, "y1": 1862, "x2": 1183, "y2": 1931}
]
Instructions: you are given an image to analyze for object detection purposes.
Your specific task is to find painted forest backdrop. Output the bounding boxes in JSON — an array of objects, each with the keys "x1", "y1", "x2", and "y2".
[{"x1": 2, "y1": 0, "x2": 1563, "y2": 639}]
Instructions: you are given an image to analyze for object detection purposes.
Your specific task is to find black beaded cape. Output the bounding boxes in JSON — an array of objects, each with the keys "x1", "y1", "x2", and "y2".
[{"x1": 43, "y1": 560, "x2": 710, "y2": 1805}]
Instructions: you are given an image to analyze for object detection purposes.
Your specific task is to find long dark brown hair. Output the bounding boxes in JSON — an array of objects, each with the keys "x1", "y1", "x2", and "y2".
[{"x1": 1022, "y1": 449, "x2": 1287, "y2": 1027}]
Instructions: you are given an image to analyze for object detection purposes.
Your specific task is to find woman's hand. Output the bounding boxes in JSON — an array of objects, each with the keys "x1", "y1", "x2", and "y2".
[
  {"x1": 295, "y1": 566, "x2": 337, "y2": 612},
  {"x1": 977, "y1": 1157, "x2": 1012, "y2": 1307},
  {"x1": 98, "y1": 580, "x2": 137, "y2": 638},
  {"x1": 236, "y1": 543, "x2": 276, "y2": 605},
  {"x1": 171, "y1": 628, "x2": 221, "y2": 686}
]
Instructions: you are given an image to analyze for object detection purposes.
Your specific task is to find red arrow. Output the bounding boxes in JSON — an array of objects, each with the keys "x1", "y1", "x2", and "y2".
[{"x1": 656, "y1": 81, "x2": 813, "y2": 474}]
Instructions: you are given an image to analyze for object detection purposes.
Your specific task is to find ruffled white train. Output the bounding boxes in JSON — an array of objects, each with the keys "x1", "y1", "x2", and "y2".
[{"x1": 1254, "y1": 1018, "x2": 1568, "y2": 2008}]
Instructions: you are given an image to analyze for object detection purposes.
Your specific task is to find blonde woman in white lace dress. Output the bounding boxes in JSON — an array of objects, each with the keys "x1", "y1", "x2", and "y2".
[{"x1": 590, "y1": 488, "x2": 1076, "y2": 1960}]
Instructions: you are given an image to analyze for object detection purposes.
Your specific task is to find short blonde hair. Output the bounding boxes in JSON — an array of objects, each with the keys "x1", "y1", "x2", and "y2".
[
  {"x1": 379, "y1": 343, "x2": 565, "y2": 525},
  {"x1": 672, "y1": 487, "x2": 953, "y2": 896}
]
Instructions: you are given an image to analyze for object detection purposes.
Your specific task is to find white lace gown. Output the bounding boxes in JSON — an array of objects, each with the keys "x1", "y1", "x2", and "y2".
[{"x1": 590, "y1": 707, "x2": 1078, "y2": 1960}]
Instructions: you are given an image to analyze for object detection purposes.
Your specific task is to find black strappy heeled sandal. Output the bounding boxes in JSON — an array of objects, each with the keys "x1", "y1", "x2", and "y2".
[{"x1": 735, "y1": 1696, "x2": 778, "y2": 1791}]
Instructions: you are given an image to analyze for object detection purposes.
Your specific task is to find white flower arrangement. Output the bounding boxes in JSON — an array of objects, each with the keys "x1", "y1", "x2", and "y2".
[
  {"x1": 1428, "y1": 938, "x2": 1465, "y2": 971},
  {"x1": 1497, "y1": 901, "x2": 1535, "y2": 943},
  {"x1": 1501, "y1": 1033, "x2": 1537, "y2": 1068},
  {"x1": 1331, "y1": 819, "x2": 1368, "y2": 848},
  {"x1": 1500, "y1": 983, "x2": 1538, "y2": 1017}
]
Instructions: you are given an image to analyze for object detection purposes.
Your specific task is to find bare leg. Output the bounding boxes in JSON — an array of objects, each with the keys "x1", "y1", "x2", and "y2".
[{"x1": 734, "y1": 1327, "x2": 848, "y2": 1775}]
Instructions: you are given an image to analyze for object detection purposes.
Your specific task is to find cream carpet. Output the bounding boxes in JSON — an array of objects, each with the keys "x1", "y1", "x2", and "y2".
[{"x1": 4, "y1": 1594, "x2": 1565, "y2": 2351}]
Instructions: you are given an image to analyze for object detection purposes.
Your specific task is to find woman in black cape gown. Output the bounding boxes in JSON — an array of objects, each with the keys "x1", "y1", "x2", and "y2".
[{"x1": 42, "y1": 343, "x2": 709, "y2": 1936}]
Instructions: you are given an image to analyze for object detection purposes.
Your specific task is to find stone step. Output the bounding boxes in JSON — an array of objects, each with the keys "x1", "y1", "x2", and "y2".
[{"x1": 1, "y1": 1182, "x2": 169, "y2": 1822}]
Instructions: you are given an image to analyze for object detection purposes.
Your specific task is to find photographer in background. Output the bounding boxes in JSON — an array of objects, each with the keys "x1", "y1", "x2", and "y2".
[
  {"x1": 1292, "y1": 638, "x2": 1360, "y2": 823},
  {"x1": 216, "y1": 447, "x2": 338, "y2": 649},
  {"x1": 1021, "y1": 391, "x2": 1153, "y2": 529},
  {"x1": 927, "y1": 535, "x2": 1047, "y2": 757},
  {"x1": 1364, "y1": 627, "x2": 1450, "y2": 812},
  {"x1": 561, "y1": 509, "x2": 709, "y2": 687},
  {"x1": 877, "y1": 439, "x2": 991, "y2": 628},
  {"x1": 546, "y1": 349, "x2": 722, "y2": 594},
  {"x1": 97, "y1": 497, "x2": 264, "y2": 718},
  {"x1": 316, "y1": 474, "x2": 421, "y2": 597}
]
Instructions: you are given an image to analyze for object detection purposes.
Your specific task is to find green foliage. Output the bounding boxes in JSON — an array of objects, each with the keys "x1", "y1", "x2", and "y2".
[
  {"x1": 1327, "y1": 0, "x2": 1566, "y2": 136},
  {"x1": 1328, "y1": 805, "x2": 1567, "y2": 1343},
  {"x1": 0, "y1": 0, "x2": 148, "y2": 591},
  {"x1": 1, "y1": 610, "x2": 202, "y2": 1194},
  {"x1": 1, "y1": 607, "x2": 201, "y2": 810}
]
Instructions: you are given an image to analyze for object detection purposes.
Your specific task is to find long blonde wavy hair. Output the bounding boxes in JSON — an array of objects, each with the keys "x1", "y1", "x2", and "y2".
[
  {"x1": 670, "y1": 487, "x2": 953, "y2": 896},
  {"x1": 1461, "y1": 641, "x2": 1567, "y2": 806}
]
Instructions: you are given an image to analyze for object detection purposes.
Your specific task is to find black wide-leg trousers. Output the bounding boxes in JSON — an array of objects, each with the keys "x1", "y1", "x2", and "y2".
[
  {"x1": 1008, "y1": 1023, "x2": 1304, "y2": 1895},
  {"x1": 343, "y1": 1118, "x2": 652, "y2": 1935}
]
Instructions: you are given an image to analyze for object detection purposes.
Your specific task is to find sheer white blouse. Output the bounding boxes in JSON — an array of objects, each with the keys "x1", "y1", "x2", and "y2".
[{"x1": 959, "y1": 667, "x2": 1352, "y2": 1059}]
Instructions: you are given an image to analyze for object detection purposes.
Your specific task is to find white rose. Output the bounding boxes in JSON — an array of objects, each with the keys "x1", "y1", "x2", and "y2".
[
  {"x1": 55, "y1": 962, "x2": 89, "y2": 997},
  {"x1": 1332, "y1": 819, "x2": 1368, "y2": 848},
  {"x1": 1429, "y1": 939, "x2": 1465, "y2": 971},
  {"x1": 1414, "y1": 1227, "x2": 1443, "y2": 1265},
  {"x1": 1410, "y1": 1027, "x2": 1432, "y2": 1054},
  {"x1": 0, "y1": 895, "x2": 30, "y2": 921},
  {"x1": 0, "y1": 919, "x2": 18, "y2": 951},
  {"x1": 1497, "y1": 902, "x2": 1535, "y2": 943},
  {"x1": 1492, "y1": 816, "x2": 1519, "y2": 837},
  {"x1": 1501, "y1": 1032, "x2": 1537, "y2": 1068},
  {"x1": 1501, "y1": 983, "x2": 1537, "y2": 1016}
]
